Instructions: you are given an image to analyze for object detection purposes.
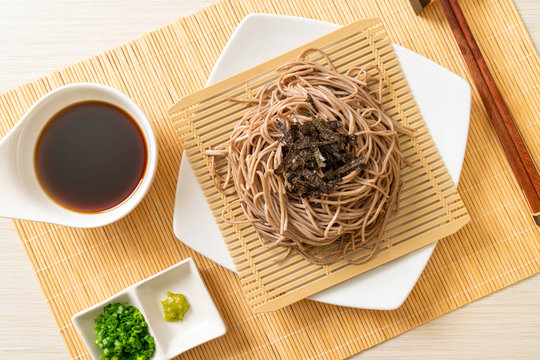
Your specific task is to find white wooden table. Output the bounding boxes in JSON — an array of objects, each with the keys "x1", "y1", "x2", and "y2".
[{"x1": 0, "y1": 1, "x2": 538, "y2": 359}]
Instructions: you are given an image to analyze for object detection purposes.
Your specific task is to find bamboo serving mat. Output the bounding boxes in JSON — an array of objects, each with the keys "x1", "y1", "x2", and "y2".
[
  {"x1": 170, "y1": 18, "x2": 469, "y2": 313},
  {"x1": 0, "y1": 0, "x2": 538, "y2": 359}
]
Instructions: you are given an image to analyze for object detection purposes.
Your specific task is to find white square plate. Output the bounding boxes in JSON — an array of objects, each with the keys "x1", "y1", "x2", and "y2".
[
  {"x1": 173, "y1": 14, "x2": 471, "y2": 310},
  {"x1": 72, "y1": 258, "x2": 226, "y2": 359}
]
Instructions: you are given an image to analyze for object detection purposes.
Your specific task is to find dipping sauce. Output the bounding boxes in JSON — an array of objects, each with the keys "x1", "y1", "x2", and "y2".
[{"x1": 35, "y1": 101, "x2": 147, "y2": 213}]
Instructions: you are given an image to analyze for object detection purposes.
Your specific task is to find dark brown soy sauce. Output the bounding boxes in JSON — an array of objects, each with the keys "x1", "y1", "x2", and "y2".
[{"x1": 35, "y1": 101, "x2": 147, "y2": 213}]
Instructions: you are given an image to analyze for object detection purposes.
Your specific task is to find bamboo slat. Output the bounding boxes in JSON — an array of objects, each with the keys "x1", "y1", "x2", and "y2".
[{"x1": 0, "y1": 0, "x2": 538, "y2": 359}]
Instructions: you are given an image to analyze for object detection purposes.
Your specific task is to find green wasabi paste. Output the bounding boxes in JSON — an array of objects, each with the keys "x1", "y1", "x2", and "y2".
[{"x1": 161, "y1": 291, "x2": 190, "y2": 322}]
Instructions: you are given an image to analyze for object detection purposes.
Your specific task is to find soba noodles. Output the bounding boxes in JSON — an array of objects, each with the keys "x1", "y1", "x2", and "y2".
[{"x1": 207, "y1": 49, "x2": 412, "y2": 265}]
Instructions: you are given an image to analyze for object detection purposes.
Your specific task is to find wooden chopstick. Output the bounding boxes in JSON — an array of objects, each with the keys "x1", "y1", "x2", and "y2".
[
  {"x1": 439, "y1": 0, "x2": 540, "y2": 225},
  {"x1": 446, "y1": 0, "x2": 540, "y2": 196}
]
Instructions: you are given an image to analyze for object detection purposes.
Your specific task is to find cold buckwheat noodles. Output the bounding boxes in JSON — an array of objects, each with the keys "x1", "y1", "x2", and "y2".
[{"x1": 207, "y1": 49, "x2": 413, "y2": 265}]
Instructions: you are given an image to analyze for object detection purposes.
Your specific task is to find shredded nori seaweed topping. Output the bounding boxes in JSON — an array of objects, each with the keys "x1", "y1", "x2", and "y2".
[{"x1": 274, "y1": 114, "x2": 366, "y2": 198}]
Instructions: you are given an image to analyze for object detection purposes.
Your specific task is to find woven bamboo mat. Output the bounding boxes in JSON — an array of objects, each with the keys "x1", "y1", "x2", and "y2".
[{"x1": 0, "y1": 0, "x2": 538, "y2": 359}]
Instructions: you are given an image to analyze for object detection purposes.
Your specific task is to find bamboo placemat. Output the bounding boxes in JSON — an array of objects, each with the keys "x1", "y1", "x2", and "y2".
[
  {"x1": 0, "y1": 0, "x2": 538, "y2": 359},
  {"x1": 170, "y1": 18, "x2": 469, "y2": 313}
]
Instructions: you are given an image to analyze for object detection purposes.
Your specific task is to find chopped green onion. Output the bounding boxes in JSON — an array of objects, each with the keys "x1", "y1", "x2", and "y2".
[{"x1": 94, "y1": 302, "x2": 155, "y2": 360}]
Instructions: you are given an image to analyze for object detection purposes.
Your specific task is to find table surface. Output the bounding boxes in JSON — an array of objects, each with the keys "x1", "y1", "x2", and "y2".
[{"x1": 0, "y1": 1, "x2": 539, "y2": 359}]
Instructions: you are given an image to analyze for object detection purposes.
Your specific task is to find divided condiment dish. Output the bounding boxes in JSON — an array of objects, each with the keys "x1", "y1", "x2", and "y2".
[{"x1": 72, "y1": 258, "x2": 226, "y2": 360}]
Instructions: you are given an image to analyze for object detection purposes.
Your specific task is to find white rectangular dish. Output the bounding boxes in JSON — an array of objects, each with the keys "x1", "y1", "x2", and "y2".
[{"x1": 72, "y1": 258, "x2": 226, "y2": 360}]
